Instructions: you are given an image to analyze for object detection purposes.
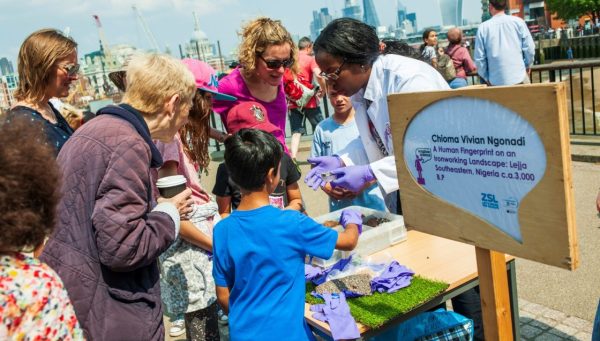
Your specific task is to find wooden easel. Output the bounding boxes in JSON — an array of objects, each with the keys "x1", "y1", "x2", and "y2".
[
  {"x1": 476, "y1": 248, "x2": 513, "y2": 340},
  {"x1": 388, "y1": 84, "x2": 578, "y2": 341}
]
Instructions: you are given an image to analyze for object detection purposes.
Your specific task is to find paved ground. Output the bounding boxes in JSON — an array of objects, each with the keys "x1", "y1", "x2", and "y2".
[{"x1": 165, "y1": 136, "x2": 600, "y2": 340}]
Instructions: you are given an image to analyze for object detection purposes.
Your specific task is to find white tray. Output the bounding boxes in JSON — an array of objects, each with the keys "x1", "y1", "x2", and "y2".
[{"x1": 311, "y1": 206, "x2": 407, "y2": 267}]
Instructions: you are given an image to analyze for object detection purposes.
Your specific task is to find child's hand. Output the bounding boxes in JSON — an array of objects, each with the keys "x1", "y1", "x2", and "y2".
[
  {"x1": 339, "y1": 209, "x2": 362, "y2": 234},
  {"x1": 158, "y1": 188, "x2": 194, "y2": 219}
]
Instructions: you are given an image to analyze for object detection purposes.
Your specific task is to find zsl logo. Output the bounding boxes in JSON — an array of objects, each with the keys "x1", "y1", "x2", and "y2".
[{"x1": 481, "y1": 193, "x2": 499, "y2": 209}]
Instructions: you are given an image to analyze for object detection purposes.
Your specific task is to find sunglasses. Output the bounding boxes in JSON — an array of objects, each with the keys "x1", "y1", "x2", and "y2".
[
  {"x1": 258, "y1": 55, "x2": 294, "y2": 69},
  {"x1": 319, "y1": 59, "x2": 346, "y2": 81},
  {"x1": 59, "y1": 63, "x2": 80, "y2": 77}
]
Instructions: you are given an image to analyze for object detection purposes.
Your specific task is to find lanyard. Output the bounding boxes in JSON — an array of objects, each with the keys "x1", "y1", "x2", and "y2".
[{"x1": 365, "y1": 100, "x2": 389, "y2": 157}]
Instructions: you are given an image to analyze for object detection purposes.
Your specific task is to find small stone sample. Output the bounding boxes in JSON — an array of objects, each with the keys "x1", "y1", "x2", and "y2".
[
  {"x1": 362, "y1": 215, "x2": 390, "y2": 227},
  {"x1": 315, "y1": 273, "x2": 373, "y2": 297}
]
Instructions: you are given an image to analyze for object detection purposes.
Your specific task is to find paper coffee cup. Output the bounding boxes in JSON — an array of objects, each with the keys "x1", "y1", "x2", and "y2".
[{"x1": 156, "y1": 175, "x2": 187, "y2": 198}]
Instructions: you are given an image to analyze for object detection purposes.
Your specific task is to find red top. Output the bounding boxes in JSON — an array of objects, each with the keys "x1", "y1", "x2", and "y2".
[{"x1": 446, "y1": 44, "x2": 477, "y2": 80}]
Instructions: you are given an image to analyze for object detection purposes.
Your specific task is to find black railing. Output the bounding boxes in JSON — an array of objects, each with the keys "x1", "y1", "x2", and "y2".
[{"x1": 530, "y1": 60, "x2": 600, "y2": 135}]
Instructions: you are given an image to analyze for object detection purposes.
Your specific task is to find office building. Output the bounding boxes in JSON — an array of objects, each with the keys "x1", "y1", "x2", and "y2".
[
  {"x1": 363, "y1": 0, "x2": 380, "y2": 27},
  {"x1": 342, "y1": 0, "x2": 362, "y2": 21},
  {"x1": 438, "y1": 0, "x2": 463, "y2": 27},
  {"x1": 0, "y1": 74, "x2": 18, "y2": 110},
  {"x1": 397, "y1": 1, "x2": 407, "y2": 28},
  {"x1": 0, "y1": 58, "x2": 14, "y2": 76},
  {"x1": 311, "y1": 7, "x2": 333, "y2": 41},
  {"x1": 407, "y1": 12, "x2": 418, "y2": 32}
]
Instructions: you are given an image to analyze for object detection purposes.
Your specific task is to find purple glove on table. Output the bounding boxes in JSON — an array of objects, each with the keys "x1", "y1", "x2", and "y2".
[
  {"x1": 305, "y1": 264, "x2": 325, "y2": 282},
  {"x1": 312, "y1": 256, "x2": 353, "y2": 285},
  {"x1": 305, "y1": 156, "x2": 343, "y2": 190},
  {"x1": 310, "y1": 292, "x2": 361, "y2": 340},
  {"x1": 370, "y1": 261, "x2": 415, "y2": 293},
  {"x1": 339, "y1": 209, "x2": 363, "y2": 235},
  {"x1": 330, "y1": 164, "x2": 376, "y2": 193}
]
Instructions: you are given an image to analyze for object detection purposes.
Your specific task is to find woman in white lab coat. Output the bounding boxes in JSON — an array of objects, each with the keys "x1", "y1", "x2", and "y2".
[
  {"x1": 306, "y1": 19, "x2": 485, "y2": 340},
  {"x1": 305, "y1": 18, "x2": 449, "y2": 214}
]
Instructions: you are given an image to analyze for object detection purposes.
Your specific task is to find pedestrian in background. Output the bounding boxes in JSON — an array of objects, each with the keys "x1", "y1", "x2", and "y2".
[
  {"x1": 287, "y1": 36, "x2": 327, "y2": 162},
  {"x1": 474, "y1": 0, "x2": 535, "y2": 86},
  {"x1": 446, "y1": 27, "x2": 477, "y2": 89},
  {"x1": 420, "y1": 29, "x2": 439, "y2": 68}
]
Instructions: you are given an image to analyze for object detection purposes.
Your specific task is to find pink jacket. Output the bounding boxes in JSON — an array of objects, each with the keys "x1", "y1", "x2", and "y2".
[{"x1": 446, "y1": 44, "x2": 477, "y2": 80}]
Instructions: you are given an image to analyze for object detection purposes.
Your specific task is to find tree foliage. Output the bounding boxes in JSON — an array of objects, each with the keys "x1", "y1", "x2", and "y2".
[{"x1": 546, "y1": 0, "x2": 600, "y2": 21}]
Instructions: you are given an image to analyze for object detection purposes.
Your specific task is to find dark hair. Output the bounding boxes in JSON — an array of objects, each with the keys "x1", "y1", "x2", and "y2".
[
  {"x1": 224, "y1": 128, "x2": 283, "y2": 191},
  {"x1": 0, "y1": 117, "x2": 60, "y2": 253},
  {"x1": 489, "y1": 0, "x2": 507, "y2": 10},
  {"x1": 381, "y1": 39, "x2": 422, "y2": 60},
  {"x1": 314, "y1": 18, "x2": 380, "y2": 66},
  {"x1": 420, "y1": 29, "x2": 436, "y2": 53},
  {"x1": 298, "y1": 37, "x2": 312, "y2": 50}
]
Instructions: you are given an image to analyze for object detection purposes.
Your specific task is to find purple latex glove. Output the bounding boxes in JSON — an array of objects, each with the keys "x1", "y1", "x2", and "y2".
[
  {"x1": 330, "y1": 164, "x2": 376, "y2": 193},
  {"x1": 305, "y1": 264, "x2": 325, "y2": 282},
  {"x1": 339, "y1": 209, "x2": 363, "y2": 235},
  {"x1": 370, "y1": 261, "x2": 415, "y2": 293},
  {"x1": 310, "y1": 292, "x2": 360, "y2": 340},
  {"x1": 305, "y1": 156, "x2": 343, "y2": 190},
  {"x1": 312, "y1": 256, "x2": 353, "y2": 285}
]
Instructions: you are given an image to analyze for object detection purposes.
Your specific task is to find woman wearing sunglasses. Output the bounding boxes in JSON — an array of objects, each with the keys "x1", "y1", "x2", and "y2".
[
  {"x1": 305, "y1": 18, "x2": 449, "y2": 214},
  {"x1": 213, "y1": 17, "x2": 297, "y2": 151},
  {"x1": 9, "y1": 29, "x2": 79, "y2": 156}
]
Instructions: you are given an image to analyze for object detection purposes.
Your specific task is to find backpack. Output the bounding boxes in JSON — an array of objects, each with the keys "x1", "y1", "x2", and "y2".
[
  {"x1": 283, "y1": 69, "x2": 315, "y2": 108},
  {"x1": 437, "y1": 54, "x2": 457, "y2": 82}
]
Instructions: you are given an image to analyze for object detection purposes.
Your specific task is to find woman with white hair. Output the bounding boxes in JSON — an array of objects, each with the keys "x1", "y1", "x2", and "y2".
[{"x1": 40, "y1": 53, "x2": 196, "y2": 340}]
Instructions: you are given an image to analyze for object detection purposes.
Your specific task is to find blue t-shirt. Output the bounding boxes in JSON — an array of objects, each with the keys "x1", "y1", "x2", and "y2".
[
  {"x1": 311, "y1": 117, "x2": 387, "y2": 212},
  {"x1": 212, "y1": 205, "x2": 338, "y2": 341}
]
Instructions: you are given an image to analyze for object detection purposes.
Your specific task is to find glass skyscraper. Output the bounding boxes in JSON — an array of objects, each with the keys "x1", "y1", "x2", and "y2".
[{"x1": 438, "y1": 0, "x2": 463, "y2": 27}]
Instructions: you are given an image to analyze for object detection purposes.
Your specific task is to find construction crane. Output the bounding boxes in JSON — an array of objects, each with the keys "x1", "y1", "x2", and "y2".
[
  {"x1": 92, "y1": 15, "x2": 115, "y2": 96},
  {"x1": 132, "y1": 5, "x2": 160, "y2": 52}
]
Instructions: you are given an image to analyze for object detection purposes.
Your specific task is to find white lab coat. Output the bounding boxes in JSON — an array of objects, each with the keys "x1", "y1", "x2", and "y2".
[{"x1": 340, "y1": 54, "x2": 449, "y2": 208}]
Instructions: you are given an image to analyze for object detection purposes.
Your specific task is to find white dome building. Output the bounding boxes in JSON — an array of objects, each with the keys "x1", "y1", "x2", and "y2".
[{"x1": 186, "y1": 13, "x2": 214, "y2": 61}]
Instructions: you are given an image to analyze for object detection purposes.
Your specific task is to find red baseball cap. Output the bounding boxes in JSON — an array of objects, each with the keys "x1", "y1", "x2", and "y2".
[
  {"x1": 181, "y1": 58, "x2": 236, "y2": 101},
  {"x1": 226, "y1": 102, "x2": 282, "y2": 136}
]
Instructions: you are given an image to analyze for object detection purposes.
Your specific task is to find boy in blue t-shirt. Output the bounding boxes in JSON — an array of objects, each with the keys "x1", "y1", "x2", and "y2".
[
  {"x1": 311, "y1": 91, "x2": 387, "y2": 212},
  {"x1": 212, "y1": 128, "x2": 361, "y2": 341}
]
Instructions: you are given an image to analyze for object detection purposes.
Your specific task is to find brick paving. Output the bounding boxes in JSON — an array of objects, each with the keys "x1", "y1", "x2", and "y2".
[{"x1": 519, "y1": 299, "x2": 594, "y2": 341}]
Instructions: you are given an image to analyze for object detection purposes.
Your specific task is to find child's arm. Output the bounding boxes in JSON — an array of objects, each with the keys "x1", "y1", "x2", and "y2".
[
  {"x1": 216, "y1": 196, "x2": 232, "y2": 218},
  {"x1": 180, "y1": 221, "x2": 213, "y2": 252},
  {"x1": 216, "y1": 286, "x2": 230, "y2": 315},
  {"x1": 336, "y1": 225, "x2": 359, "y2": 251},
  {"x1": 284, "y1": 182, "x2": 303, "y2": 212},
  {"x1": 335, "y1": 209, "x2": 361, "y2": 251}
]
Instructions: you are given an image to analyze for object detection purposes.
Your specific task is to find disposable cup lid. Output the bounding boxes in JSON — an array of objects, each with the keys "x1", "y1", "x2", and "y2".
[{"x1": 156, "y1": 175, "x2": 187, "y2": 188}]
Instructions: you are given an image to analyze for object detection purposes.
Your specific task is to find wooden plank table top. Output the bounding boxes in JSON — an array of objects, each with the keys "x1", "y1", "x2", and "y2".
[{"x1": 305, "y1": 230, "x2": 514, "y2": 336}]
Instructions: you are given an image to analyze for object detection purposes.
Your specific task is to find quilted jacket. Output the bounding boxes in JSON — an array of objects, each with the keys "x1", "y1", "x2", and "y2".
[{"x1": 41, "y1": 106, "x2": 176, "y2": 341}]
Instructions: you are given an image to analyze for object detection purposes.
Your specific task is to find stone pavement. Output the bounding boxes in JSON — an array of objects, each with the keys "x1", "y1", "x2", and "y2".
[{"x1": 519, "y1": 298, "x2": 594, "y2": 341}]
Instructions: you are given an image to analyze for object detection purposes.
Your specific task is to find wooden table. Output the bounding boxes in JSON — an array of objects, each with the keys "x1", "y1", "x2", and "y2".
[{"x1": 305, "y1": 230, "x2": 519, "y2": 339}]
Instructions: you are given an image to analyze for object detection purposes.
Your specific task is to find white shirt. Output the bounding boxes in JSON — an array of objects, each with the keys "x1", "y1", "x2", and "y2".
[{"x1": 341, "y1": 54, "x2": 449, "y2": 198}]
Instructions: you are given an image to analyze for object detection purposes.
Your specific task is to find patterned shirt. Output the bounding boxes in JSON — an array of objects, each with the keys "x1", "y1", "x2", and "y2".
[{"x1": 0, "y1": 253, "x2": 84, "y2": 340}]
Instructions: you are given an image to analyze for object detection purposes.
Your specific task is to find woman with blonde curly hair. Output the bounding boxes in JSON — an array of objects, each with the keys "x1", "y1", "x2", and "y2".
[
  {"x1": 213, "y1": 17, "x2": 297, "y2": 151},
  {"x1": 9, "y1": 28, "x2": 78, "y2": 155}
]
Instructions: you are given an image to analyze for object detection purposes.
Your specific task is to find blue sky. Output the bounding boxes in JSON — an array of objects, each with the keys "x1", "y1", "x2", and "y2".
[{"x1": 0, "y1": 0, "x2": 482, "y2": 63}]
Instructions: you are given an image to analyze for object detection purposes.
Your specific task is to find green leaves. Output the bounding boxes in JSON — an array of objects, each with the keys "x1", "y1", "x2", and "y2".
[{"x1": 546, "y1": 0, "x2": 600, "y2": 21}]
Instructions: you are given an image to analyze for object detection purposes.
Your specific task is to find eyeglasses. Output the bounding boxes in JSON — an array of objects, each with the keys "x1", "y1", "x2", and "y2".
[
  {"x1": 319, "y1": 59, "x2": 346, "y2": 81},
  {"x1": 59, "y1": 63, "x2": 80, "y2": 77},
  {"x1": 258, "y1": 55, "x2": 294, "y2": 69}
]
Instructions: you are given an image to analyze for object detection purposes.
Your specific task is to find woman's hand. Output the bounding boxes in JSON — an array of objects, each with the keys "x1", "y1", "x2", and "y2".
[{"x1": 158, "y1": 188, "x2": 194, "y2": 219}]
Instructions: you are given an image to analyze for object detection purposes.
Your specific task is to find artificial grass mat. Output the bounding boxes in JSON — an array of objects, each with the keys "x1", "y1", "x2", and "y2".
[{"x1": 306, "y1": 276, "x2": 449, "y2": 329}]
